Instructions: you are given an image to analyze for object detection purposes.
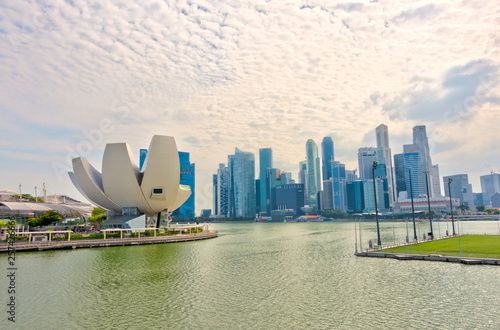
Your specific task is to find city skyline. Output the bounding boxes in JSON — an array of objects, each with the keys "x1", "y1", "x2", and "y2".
[{"x1": 1, "y1": 1, "x2": 499, "y2": 213}]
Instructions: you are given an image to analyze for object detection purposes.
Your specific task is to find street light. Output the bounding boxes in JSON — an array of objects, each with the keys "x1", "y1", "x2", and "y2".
[
  {"x1": 448, "y1": 178, "x2": 456, "y2": 235},
  {"x1": 424, "y1": 171, "x2": 433, "y2": 240},
  {"x1": 372, "y1": 161, "x2": 381, "y2": 246},
  {"x1": 409, "y1": 168, "x2": 417, "y2": 240}
]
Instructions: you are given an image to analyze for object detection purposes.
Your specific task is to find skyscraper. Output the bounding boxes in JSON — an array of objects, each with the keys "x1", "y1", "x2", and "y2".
[
  {"x1": 306, "y1": 139, "x2": 321, "y2": 210},
  {"x1": 172, "y1": 152, "x2": 195, "y2": 218},
  {"x1": 331, "y1": 161, "x2": 347, "y2": 211},
  {"x1": 413, "y1": 125, "x2": 434, "y2": 196},
  {"x1": 431, "y1": 164, "x2": 441, "y2": 197},
  {"x1": 230, "y1": 148, "x2": 256, "y2": 217},
  {"x1": 266, "y1": 168, "x2": 282, "y2": 214},
  {"x1": 139, "y1": 149, "x2": 148, "y2": 171},
  {"x1": 321, "y1": 137, "x2": 334, "y2": 181},
  {"x1": 259, "y1": 148, "x2": 272, "y2": 215},
  {"x1": 403, "y1": 144, "x2": 426, "y2": 197},
  {"x1": 358, "y1": 147, "x2": 378, "y2": 180},
  {"x1": 480, "y1": 173, "x2": 500, "y2": 205},
  {"x1": 443, "y1": 174, "x2": 474, "y2": 207},
  {"x1": 375, "y1": 124, "x2": 394, "y2": 206},
  {"x1": 216, "y1": 163, "x2": 229, "y2": 216},
  {"x1": 393, "y1": 153, "x2": 406, "y2": 200},
  {"x1": 213, "y1": 174, "x2": 218, "y2": 215}
]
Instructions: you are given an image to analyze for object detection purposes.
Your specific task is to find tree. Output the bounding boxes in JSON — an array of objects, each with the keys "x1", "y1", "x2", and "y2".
[
  {"x1": 476, "y1": 205, "x2": 485, "y2": 212},
  {"x1": 89, "y1": 208, "x2": 107, "y2": 224},
  {"x1": 38, "y1": 210, "x2": 62, "y2": 226},
  {"x1": 26, "y1": 217, "x2": 41, "y2": 228},
  {"x1": 91, "y1": 207, "x2": 106, "y2": 216}
]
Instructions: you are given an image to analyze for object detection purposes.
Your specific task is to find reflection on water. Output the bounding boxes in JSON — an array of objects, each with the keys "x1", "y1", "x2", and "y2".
[{"x1": 2, "y1": 221, "x2": 499, "y2": 329}]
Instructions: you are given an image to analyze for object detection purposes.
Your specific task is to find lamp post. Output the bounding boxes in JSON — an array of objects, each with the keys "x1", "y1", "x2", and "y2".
[
  {"x1": 448, "y1": 178, "x2": 456, "y2": 235},
  {"x1": 424, "y1": 171, "x2": 433, "y2": 240},
  {"x1": 372, "y1": 161, "x2": 381, "y2": 246},
  {"x1": 409, "y1": 168, "x2": 417, "y2": 240}
]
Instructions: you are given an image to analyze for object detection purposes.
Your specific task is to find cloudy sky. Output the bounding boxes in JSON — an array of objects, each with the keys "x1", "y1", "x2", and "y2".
[{"x1": 1, "y1": 0, "x2": 499, "y2": 212}]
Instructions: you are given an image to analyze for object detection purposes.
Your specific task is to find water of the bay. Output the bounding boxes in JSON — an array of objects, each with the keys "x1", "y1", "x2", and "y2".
[{"x1": 2, "y1": 221, "x2": 500, "y2": 329}]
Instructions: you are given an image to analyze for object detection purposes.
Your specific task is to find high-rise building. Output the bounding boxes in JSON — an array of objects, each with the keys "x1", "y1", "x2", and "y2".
[
  {"x1": 393, "y1": 153, "x2": 406, "y2": 200},
  {"x1": 480, "y1": 173, "x2": 500, "y2": 205},
  {"x1": 259, "y1": 148, "x2": 273, "y2": 215},
  {"x1": 358, "y1": 147, "x2": 378, "y2": 180},
  {"x1": 347, "y1": 181, "x2": 365, "y2": 213},
  {"x1": 213, "y1": 174, "x2": 218, "y2": 215},
  {"x1": 172, "y1": 152, "x2": 195, "y2": 218},
  {"x1": 266, "y1": 168, "x2": 282, "y2": 214},
  {"x1": 139, "y1": 149, "x2": 148, "y2": 171},
  {"x1": 306, "y1": 139, "x2": 321, "y2": 209},
  {"x1": 413, "y1": 125, "x2": 434, "y2": 196},
  {"x1": 321, "y1": 179, "x2": 334, "y2": 210},
  {"x1": 431, "y1": 164, "x2": 441, "y2": 197},
  {"x1": 403, "y1": 144, "x2": 426, "y2": 198},
  {"x1": 331, "y1": 161, "x2": 347, "y2": 211},
  {"x1": 275, "y1": 183, "x2": 305, "y2": 215},
  {"x1": 216, "y1": 163, "x2": 229, "y2": 216},
  {"x1": 321, "y1": 137, "x2": 334, "y2": 181},
  {"x1": 362, "y1": 179, "x2": 386, "y2": 213},
  {"x1": 230, "y1": 148, "x2": 256, "y2": 217},
  {"x1": 443, "y1": 174, "x2": 474, "y2": 207},
  {"x1": 375, "y1": 124, "x2": 394, "y2": 206}
]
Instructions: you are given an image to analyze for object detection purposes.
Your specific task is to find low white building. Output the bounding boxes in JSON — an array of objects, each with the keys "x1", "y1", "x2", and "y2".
[{"x1": 395, "y1": 195, "x2": 460, "y2": 215}]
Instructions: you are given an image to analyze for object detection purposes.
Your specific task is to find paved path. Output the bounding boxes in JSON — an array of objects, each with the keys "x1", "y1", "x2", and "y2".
[{"x1": 0, "y1": 231, "x2": 218, "y2": 253}]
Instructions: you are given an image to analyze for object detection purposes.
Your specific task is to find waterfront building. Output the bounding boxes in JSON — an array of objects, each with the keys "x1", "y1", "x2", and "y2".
[
  {"x1": 403, "y1": 144, "x2": 426, "y2": 197},
  {"x1": 172, "y1": 152, "x2": 195, "y2": 218},
  {"x1": 393, "y1": 153, "x2": 406, "y2": 198},
  {"x1": 480, "y1": 173, "x2": 500, "y2": 206},
  {"x1": 321, "y1": 137, "x2": 334, "y2": 181},
  {"x1": 259, "y1": 148, "x2": 273, "y2": 215},
  {"x1": 395, "y1": 196, "x2": 460, "y2": 215},
  {"x1": 347, "y1": 181, "x2": 364, "y2": 213},
  {"x1": 431, "y1": 164, "x2": 442, "y2": 197},
  {"x1": 275, "y1": 183, "x2": 305, "y2": 215},
  {"x1": 362, "y1": 179, "x2": 385, "y2": 213},
  {"x1": 306, "y1": 139, "x2": 321, "y2": 210},
  {"x1": 229, "y1": 148, "x2": 256, "y2": 217},
  {"x1": 358, "y1": 147, "x2": 378, "y2": 180},
  {"x1": 443, "y1": 174, "x2": 474, "y2": 207},
  {"x1": 376, "y1": 124, "x2": 395, "y2": 206}
]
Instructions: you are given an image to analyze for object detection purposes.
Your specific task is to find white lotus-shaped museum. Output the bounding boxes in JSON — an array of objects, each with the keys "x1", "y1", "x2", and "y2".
[{"x1": 68, "y1": 135, "x2": 191, "y2": 217}]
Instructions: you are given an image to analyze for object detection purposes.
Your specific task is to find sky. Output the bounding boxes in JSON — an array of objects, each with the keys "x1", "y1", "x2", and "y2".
[{"x1": 0, "y1": 0, "x2": 499, "y2": 213}]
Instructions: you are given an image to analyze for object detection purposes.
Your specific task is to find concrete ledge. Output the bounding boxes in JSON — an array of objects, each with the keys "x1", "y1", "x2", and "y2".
[{"x1": 355, "y1": 251, "x2": 500, "y2": 266}]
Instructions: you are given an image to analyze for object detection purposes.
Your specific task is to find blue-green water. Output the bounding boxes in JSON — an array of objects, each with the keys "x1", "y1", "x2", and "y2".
[{"x1": 2, "y1": 221, "x2": 500, "y2": 329}]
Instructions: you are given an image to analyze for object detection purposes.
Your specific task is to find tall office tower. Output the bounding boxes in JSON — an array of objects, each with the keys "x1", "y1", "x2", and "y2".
[
  {"x1": 431, "y1": 164, "x2": 441, "y2": 197},
  {"x1": 280, "y1": 172, "x2": 292, "y2": 185},
  {"x1": 375, "y1": 124, "x2": 394, "y2": 206},
  {"x1": 393, "y1": 153, "x2": 406, "y2": 200},
  {"x1": 139, "y1": 149, "x2": 148, "y2": 171},
  {"x1": 298, "y1": 161, "x2": 308, "y2": 202},
  {"x1": 413, "y1": 125, "x2": 434, "y2": 196},
  {"x1": 403, "y1": 144, "x2": 426, "y2": 197},
  {"x1": 362, "y1": 179, "x2": 386, "y2": 213},
  {"x1": 172, "y1": 152, "x2": 195, "y2": 218},
  {"x1": 443, "y1": 174, "x2": 474, "y2": 207},
  {"x1": 213, "y1": 174, "x2": 218, "y2": 216},
  {"x1": 480, "y1": 173, "x2": 500, "y2": 205},
  {"x1": 332, "y1": 161, "x2": 347, "y2": 211},
  {"x1": 275, "y1": 183, "x2": 305, "y2": 215},
  {"x1": 321, "y1": 137, "x2": 334, "y2": 181},
  {"x1": 259, "y1": 148, "x2": 273, "y2": 215},
  {"x1": 346, "y1": 169, "x2": 357, "y2": 183},
  {"x1": 347, "y1": 181, "x2": 364, "y2": 213},
  {"x1": 216, "y1": 163, "x2": 229, "y2": 216},
  {"x1": 358, "y1": 147, "x2": 378, "y2": 180},
  {"x1": 321, "y1": 179, "x2": 334, "y2": 210},
  {"x1": 306, "y1": 139, "x2": 321, "y2": 209},
  {"x1": 266, "y1": 168, "x2": 282, "y2": 214},
  {"x1": 229, "y1": 148, "x2": 256, "y2": 217}
]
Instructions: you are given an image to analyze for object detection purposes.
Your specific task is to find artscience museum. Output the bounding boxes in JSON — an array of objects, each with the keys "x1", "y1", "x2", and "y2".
[{"x1": 68, "y1": 135, "x2": 191, "y2": 229}]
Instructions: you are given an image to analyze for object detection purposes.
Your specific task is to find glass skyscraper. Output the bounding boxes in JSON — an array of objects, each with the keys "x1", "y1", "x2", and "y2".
[
  {"x1": 231, "y1": 148, "x2": 256, "y2": 217},
  {"x1": 403, "y1": 144, "x2": 425, "y2": 198},
  {"x1": 321, "y1": 137, "x2": 334, "y2": 181},
  {"x1": 306, "y1": 139, "x2": 321, "y2": 210},
  {"x1": 375, "y1": 124, "x2": 394, "y2": 207},
  {"x1": 393, "y1": 153, "x2": 406, "y2": 200},
  {"x1": 331, "y1": 161, "x2": 347, "y2": 211},
  {"x1": 357, "y1": 147, "x2": 378, "y2": 180},
  {"x1": 413, "y1": 125, "x2": 435, "y2": 197},
  {"x1": 139, "y1": 149, "x2": 148, "y2": 171},
  {"x1": 259, "y1": 148, "x2": 272, "y2": 215},
  {"x1": 172, "y1": 152, "x2": 195, "y2": 218}
]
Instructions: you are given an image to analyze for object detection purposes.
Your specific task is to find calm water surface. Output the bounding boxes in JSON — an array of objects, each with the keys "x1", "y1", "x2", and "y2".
[{"x1": 2, "y1": 221, "x2": 499, "y2": 329}]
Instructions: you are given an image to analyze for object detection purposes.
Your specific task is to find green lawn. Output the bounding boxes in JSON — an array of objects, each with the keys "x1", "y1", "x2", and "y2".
[{"x1": 378, "y1": 235, "x2": 500, "y2": 258}]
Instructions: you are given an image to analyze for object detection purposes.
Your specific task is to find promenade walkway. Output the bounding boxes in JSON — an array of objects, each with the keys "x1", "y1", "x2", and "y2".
[{"x1": 0, "y1": 231, "x2": 218, "y2": 253}]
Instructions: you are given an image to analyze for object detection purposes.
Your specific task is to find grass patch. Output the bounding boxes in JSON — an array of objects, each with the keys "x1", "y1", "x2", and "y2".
[{"x1": 378, "y1": 235, "x2": 500, "y2": 258}]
